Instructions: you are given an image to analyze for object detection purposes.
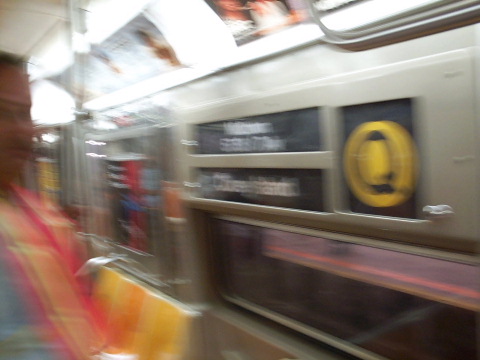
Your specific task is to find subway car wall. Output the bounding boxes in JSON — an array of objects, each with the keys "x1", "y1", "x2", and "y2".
[
  {"x1": 175, "y1": 26, "x2": 480, "y2": 360},
  {"x1": 3, "y1": 1, "x2": 480, "y2": 359}
]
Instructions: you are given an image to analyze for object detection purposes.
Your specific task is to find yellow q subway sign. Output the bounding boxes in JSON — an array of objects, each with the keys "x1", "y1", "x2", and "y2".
[{"x1": 343, "y1": 120, "x2": 418, "y2": 208}]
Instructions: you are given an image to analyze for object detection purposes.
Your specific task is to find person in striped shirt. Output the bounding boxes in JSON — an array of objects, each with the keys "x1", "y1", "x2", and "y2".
[{"x1": 0, "y1": 52, "x2": 103, "y2": 359}]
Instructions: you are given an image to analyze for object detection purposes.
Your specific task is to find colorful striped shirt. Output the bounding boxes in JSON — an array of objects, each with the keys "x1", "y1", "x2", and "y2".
[{"x1": 0, "y1": 186, "x2": 104, "y2": 359}]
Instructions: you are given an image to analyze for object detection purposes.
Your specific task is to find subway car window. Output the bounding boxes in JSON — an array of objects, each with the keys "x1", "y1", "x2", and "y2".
[
  {"x1": 215, "y1": 218, "x2": 479, "y2": 360},
  {"x1": 82, "y1": 98, "x2": 186, "y2": 287}
]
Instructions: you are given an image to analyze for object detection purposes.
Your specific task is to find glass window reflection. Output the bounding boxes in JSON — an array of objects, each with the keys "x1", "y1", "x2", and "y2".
[{"x1": 215, "y1": 219, "x2": 479, "y2": 359}]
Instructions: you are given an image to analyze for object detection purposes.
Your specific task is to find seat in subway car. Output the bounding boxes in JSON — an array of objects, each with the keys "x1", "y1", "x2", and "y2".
[
  {"x1": 92, "y1": 266, "x2": 124, "y2": 318},
  {"x1": 105, "y1": 278, "x2": 149, "y2": 354},
  {"x1": 131, "y1": 290, "x2": 193, "y2": 360},
  {"x1": 92, "y1": 266, "x2": 196, "y2": 360}
]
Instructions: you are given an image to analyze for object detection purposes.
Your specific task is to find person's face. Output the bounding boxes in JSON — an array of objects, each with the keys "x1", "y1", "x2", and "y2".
[
  {"x1": 217, "y1": 0, "x2": 243, "y2": 11},
  {"x1": 0, "y1": 63, "x2": 34, "y2": 188}
]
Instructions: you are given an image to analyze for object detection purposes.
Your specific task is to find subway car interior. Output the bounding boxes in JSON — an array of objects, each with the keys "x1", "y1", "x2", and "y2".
[{"x1": 1, "y1": 0, "x2": 480, "y2": 359}]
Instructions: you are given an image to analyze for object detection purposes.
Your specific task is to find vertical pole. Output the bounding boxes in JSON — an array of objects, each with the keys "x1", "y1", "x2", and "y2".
[{"x1": 67, "y1": 0, "x2": 91, "y2": 232}]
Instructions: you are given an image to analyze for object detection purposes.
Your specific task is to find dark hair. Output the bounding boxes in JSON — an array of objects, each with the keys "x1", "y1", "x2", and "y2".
[
  {"x1": 136, "y1": 30, "x2": 150, "y2": 42},
  {"x1": 0, "y1": 52, "x2": 27, "y2": 70}
]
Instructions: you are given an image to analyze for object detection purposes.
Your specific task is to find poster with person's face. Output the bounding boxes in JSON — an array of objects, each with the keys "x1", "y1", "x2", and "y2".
[
  {"x1": 83, "y1": 13, "x2": 180, "y2": 100},
  {"x1": 205, "y1": 0, "x2": 311, "y2": 45}
]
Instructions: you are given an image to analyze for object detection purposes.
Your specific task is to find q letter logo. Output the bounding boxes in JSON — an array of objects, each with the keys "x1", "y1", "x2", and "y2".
[{"x1": 343, "y1": 120, "x2": 418, "y2": 207}]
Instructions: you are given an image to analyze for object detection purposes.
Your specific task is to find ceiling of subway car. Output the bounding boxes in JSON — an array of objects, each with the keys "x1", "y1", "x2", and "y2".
[
  {"x1": 0, "y1": 0, "x2": 69, "y2": 77},
  {"x1": 0, "y1": 0, "x2": 121, "y2": 124},
  {"x1": 0, "y1": 0, "x2": 149, "y2": 113},
  {"x1": 0, "y1": 0, "x2": 67, "y2": 56},
  {"x1": 1, "y1": 0, "x2": 322, "y2": 122},
  {"x1": 0, "y1": 0, "x2": 145, "y2": 78},
  {"x1": 0, "y1": 0, "x2": 315, "y2": 79}
]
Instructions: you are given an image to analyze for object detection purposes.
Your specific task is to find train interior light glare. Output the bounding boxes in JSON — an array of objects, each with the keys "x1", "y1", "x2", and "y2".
[
  {"x1": 321, "y1": 0, "x2": 441, "y2": 31},
  {"x1": 30, "y1": 80, "x2": 75, "y2": 125}
]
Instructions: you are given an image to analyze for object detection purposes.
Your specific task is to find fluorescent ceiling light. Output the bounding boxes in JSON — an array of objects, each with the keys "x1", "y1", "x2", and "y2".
[
  {"x1": 41, "y1": 133, "x2": 59, "y2": 143},
  {"x1": 83, "y1": 66, "x2": 214, "y2": 110},
  {"x1": 321, "y1": 0, "x2": 441, "y2": 31},
  {"x1": 145, "y1": 0, "x2": 238, "y2": 68},
  {"x1": 31, "y1": 79, "x2": 75, "y2": 125},
  {"x1": 27, "y1": 20, "x2": 72, "y2": 80},
  {"x1": 231, "y1": 23, "x2": 321, "y2": 66}
]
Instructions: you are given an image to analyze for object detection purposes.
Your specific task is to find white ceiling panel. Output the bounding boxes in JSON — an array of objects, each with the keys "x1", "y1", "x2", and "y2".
[{"x1": 0, "y1": 0, "x2": 68, "y2": 57}]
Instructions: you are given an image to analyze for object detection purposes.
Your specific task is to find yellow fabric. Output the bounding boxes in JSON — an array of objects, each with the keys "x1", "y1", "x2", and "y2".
[
  {"x1": 92, "y1": 267, "x2": 124, "y2": 323},
  {"x1": 107, "y1": 279, "x2": 148, "y2": 354},
  {"x1": 94, "y1": 267, "x2": 192, "y2": 360},
  {"x1": 133, "y1": 291, "x2": 191, "y2": 360}
]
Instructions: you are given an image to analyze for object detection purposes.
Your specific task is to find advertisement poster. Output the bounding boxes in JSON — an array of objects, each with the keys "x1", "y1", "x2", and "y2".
[
  {"x1": 107, "y1": 157, "x2": 149, "y2": 252},
  {"x1": 309, "y1": 0, "x2": 358, "y2": 12},
  {"x1": 205, "y1": 0, "x2": 312, "y2": 45},
  {"x1": 84, "y1": 13, "x2": 180, "y2": 100}
]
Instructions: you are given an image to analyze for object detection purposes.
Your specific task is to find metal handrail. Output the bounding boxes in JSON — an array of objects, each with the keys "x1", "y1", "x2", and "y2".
[{"x1": 309, "y1": 0, "x2": 480, "y2": 50}]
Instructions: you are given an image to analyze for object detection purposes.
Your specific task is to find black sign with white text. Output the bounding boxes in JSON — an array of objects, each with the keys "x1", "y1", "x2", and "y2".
[
  {"x1": 195, "y1": 107, "x2": 321, "y2": 154},
  {"x1": 199, "y1": 168, "x2": 324, "y2": 211}
]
